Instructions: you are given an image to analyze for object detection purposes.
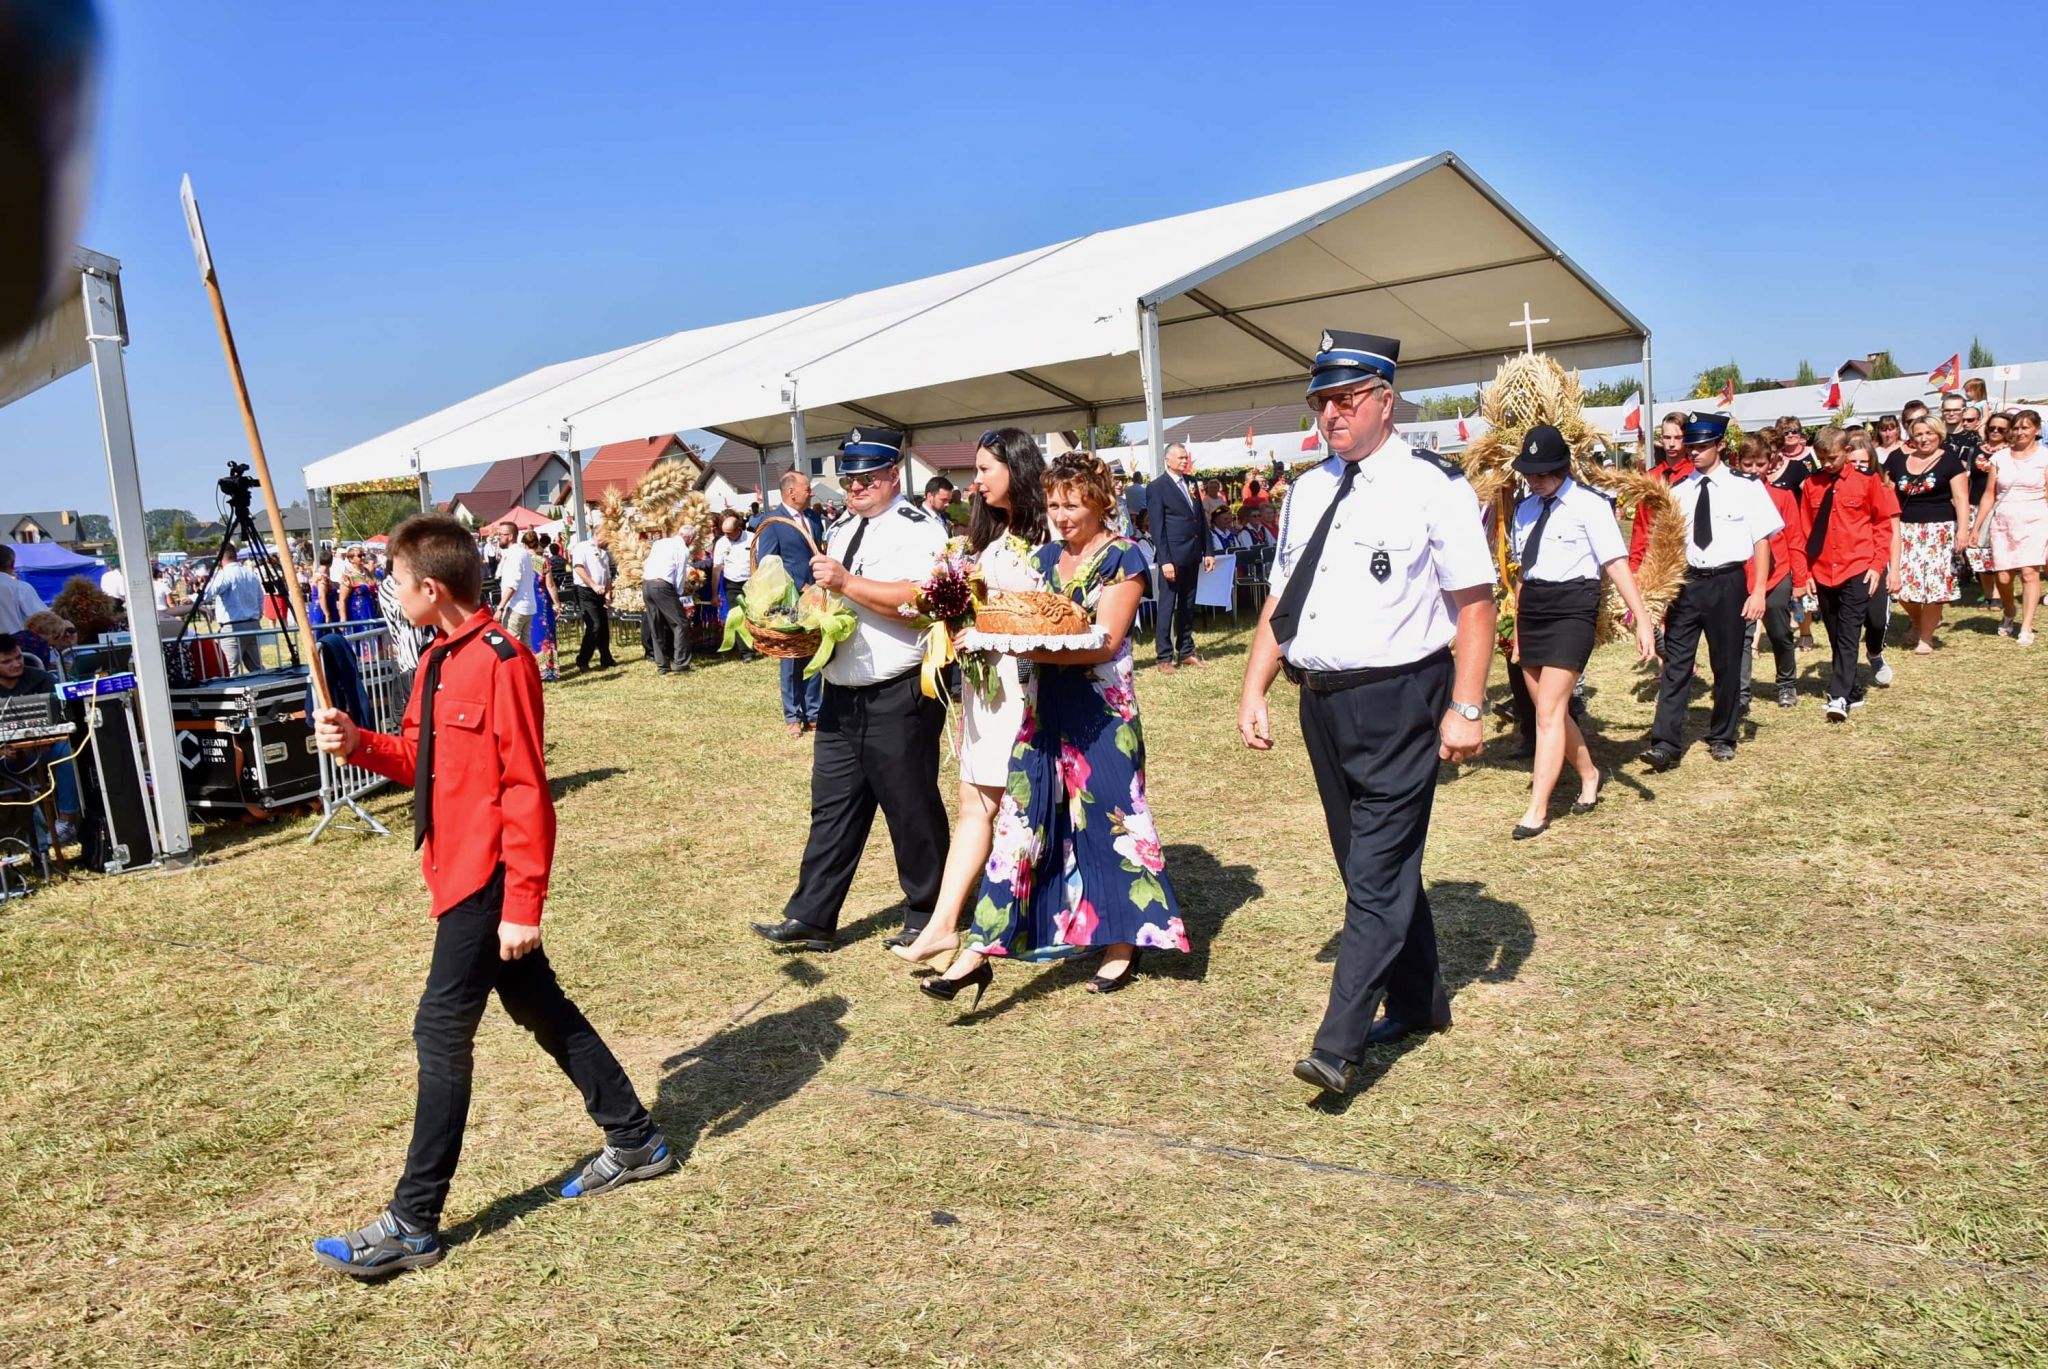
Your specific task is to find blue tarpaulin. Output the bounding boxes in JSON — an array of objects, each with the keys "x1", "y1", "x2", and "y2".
[{"x1": 11, "y1": 541, "x2": 105, "y2": 605}]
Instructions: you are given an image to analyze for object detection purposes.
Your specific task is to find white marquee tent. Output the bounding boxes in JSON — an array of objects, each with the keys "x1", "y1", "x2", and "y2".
[{"x1": 304, "y1": 151, "x2": 1651, "y2": 527}]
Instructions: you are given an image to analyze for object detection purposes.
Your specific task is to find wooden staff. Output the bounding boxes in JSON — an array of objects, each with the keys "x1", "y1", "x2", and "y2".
[{"x1": 180, "y1": 174, "x2": 330, "y2": 709}]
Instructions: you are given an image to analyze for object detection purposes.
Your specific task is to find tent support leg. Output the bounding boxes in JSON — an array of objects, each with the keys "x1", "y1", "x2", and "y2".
[
  {"x1": 789, "y1": 408, "x2": 808, "y2": 481},
  {"x1": 1140, "y1": 304, "x2": 1165, "y2": 479},
  {"x1": 563, "y1": 441, "x2": 587, "y2": 535},
  {"x1": 1639, "y1": 334, "x2": 1655, "y2": 464},
  {"x1": 416, "y1": 468, "x2": 432, "y2": 516},
  {"x1": 81, "y1": 265, "x2": 192, "y2": 859}
]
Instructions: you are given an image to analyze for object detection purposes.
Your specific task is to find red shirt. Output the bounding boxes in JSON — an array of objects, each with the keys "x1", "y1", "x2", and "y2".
[
  {"x1": 1795, "y1": 465, "x2": 1900, "y2": 589},
  {"x1": 1750, "y1": 481, "x2": 1803, "y2": 593},
  {"x1": 1629, "y1": 454, "x2": 1697, "y2": 571},
  {"x1": 350, "y1": 607, "x2": 556, "y2": 925}
]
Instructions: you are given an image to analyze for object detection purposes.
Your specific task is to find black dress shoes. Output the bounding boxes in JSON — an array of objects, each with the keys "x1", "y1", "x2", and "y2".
[
  {"x1": 880, "y1": 930, "x2": 918, "y2": 950},
  {"x1": 750, "y1": 919, "x2": 834, "y2": 952},
  {"x1": 1640, "y1": 743, "x2": 1681, "y2": 773},
  {"x1": 1365, "y1": 1016, "x2": 1451, "y2": 1047},
  {"x1": 1291, "y1": 1050, "x2": 1357, "y2": 1095}
]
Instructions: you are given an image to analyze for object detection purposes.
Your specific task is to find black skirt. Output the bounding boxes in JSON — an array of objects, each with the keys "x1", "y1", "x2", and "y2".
[{"x1": 1517, "y1": 577, "x2": 1602, "y2": 671}]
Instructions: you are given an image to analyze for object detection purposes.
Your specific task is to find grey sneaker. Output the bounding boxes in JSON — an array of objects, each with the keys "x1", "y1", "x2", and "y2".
[
  {"x1": 1824, "y1": 696, "x2": 1849, "y2": 722},
  {"x1": 1872, "y1": 657, "x2": 1894, "y2": 686},
  {"x1": 313, "y1": 1209, "x2": 444, "y2": 1279},
  {"x1": 1776, "y1": 686, "x2": 1797, "y2": 709},
  {"x1": 560, "y1": 1131, "x2": 675, "y2": 1198}
]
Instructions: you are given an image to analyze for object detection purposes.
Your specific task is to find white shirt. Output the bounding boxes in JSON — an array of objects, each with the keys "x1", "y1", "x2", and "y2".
[
  {"x1": 1269, "y1": 434, "x2": 1496, "y2": 671},
  {"x1": 101, "y1": 568, "x2": 128, "y2": 601},
  {"x1": 641, "y1": 535, "x2": 690, "y2": 590},
  {"x1": 823, "y1": 496, "x2": 948, "y2": 687},
  {"x1": 153, "y1": 576, "x2": 172, "y2": 611},
  {"x1": 571, "y1": 539, "x2": 611, "y2": 592},
  {"x1": 0, "y1": 572, "x2": 43, "y2": 634},
  {"x1": 1513, "y1": 478, "x2": 1628, "y2": 582},
  {"x1": 716, "y1": 531, "x2": 754, "y2": 583},
  {"x1": 1671, "y1": 462, "x2": 1784, "y2": 570},
  {"x1": 496, "y1": 543, "x2": 537, "y2": 615}
]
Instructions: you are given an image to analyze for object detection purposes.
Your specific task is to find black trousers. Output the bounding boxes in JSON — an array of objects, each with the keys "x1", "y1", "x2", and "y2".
[
  {"x1": 574, "y1": 586, "x2": 617, "y2": 668},
  {"x1": 1299, "y1": 650, "x2": 1454, "y2": 1063},
  {"x1": 1738, "y1": 577, "x2": 1797, "y2": 702},
  {"x1": 1651, "y1": 567, "x2": 1746, "y2": 751},
  {"x1": 1863, "y1": 585, "x2": 1890, "y2": 659},
  {"x1": 641, "y1": 580, "x2": 690, "y2": 670},
  {"x1": 1153, "y1": 558, "x2": 1200, "y2": 663},
  {"x1": 391, "y1": 869, "x2": 652, "y2": 1230},
  {"x1": 1816, "y1": 576, "x2": 1870, "y2": 702},
  {"x1": 782, "y1": 672, "x2": 948, "y2": 934}
]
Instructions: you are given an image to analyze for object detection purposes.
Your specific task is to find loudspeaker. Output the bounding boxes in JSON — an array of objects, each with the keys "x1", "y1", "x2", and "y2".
[{"x1": 72, "y1": 692, "x2": 159, "y2": 874}]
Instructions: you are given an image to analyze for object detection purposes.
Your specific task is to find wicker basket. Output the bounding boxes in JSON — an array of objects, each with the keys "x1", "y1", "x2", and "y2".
[
  {"x1": 975, "y1": 590, "x2": 1091, "y2": 637},
  {"x1": 743, "y1": 515, "x2": 823, "y2": 659}
]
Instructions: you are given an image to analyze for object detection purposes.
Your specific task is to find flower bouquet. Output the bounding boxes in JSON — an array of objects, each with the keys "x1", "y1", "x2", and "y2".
[{"x1": 719, "y1": 554, "x2": 858, "y2": 677}]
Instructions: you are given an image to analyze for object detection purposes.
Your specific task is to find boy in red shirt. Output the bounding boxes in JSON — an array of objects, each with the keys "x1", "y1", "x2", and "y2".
[
  {"x1": 1736, "y1": 436, "x2": 1807, "y2": 710},
  {"x1": 1793, "y1": 428, "x2": 1901, "y2": 722},
  {"x1": 310, "y1": 515, "x2": 670, "y2": 1278}
]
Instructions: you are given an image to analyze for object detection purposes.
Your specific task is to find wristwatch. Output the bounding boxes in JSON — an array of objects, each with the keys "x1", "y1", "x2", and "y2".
[{"x1": 1448, "y1": 700, "x2": 1483, "y2": 722}]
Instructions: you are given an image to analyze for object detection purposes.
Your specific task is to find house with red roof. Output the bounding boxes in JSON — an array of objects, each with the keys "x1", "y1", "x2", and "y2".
[
  {"x1": 550, "y1": 434, "x2": 706, "y2": 507},
  {"x1": 447, "y1": 453, "x2": 569, "y2": 527}
]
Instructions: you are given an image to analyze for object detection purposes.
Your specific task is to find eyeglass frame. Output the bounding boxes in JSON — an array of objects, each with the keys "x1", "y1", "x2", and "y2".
[{"x1": 1306, "y1": 381, "x2": 1391, "y2": 417}]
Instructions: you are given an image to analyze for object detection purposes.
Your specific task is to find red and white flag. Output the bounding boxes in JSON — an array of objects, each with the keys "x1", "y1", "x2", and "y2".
[
  {"x1": 1619, "y1": 392, "x2": 1642, "y2": 432},
  {"x1": 1817, "y1": 379, "x2": 1841, "y2": 410},
  {"x1": 1456, "y1": 414, "x2": 1472, "y2": 442},
  {"x1": 1245, "y1": 425, "x2": 1256, "y2": 447},
  {"x1": 1928, "y1": 354, "x2": 1961, "y2": 392},
  {"x1": 1300, "y1": 429, "x2": 1320, "y2": 451},
  {"x1": 1715, "y1": 379, "x2": 1735, "y2": 408}
]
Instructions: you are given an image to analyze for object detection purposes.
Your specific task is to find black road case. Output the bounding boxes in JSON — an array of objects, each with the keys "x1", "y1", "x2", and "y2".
[{"x1": 171, "y1": 667, "x2": 321, "y2": 813}]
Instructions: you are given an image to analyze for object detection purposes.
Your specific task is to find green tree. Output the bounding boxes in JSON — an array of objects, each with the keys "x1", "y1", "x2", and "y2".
[
  {"x1": 1414, "y1": 392, "x2": 1480, "y2": 421},
  {"x1": 1793, "y1": 359, "x2": 1819, "y2": 386},
  {"x1": 1085, "y1": 421, "x2": 1125, "y2": 449},
  {"x1": 1691, "y1": 361, "x2": 1743, "y2": 398},
  {"x1": 1745, "y1": 377, "x2": 1782, "y2": 393},
  {"x1": 78, "y1": 513, "x2": 114, "y2": 543},
  {"x1": 144, "y1": 507, "x2": 197, "y2": 551},
  {"x1": 1581, "y1": 378, "x2": 1644, "y2": 407},
  {"x1": 169, "y1": 514, "x2": 190, "y2": 551},
  {"x1": 337, "y1": 492, "x2": 421, "y2": 541},
  {"x1": 1866, "y1": 351, "x2": 1904, "y2": 380},
  {"x1": 1969, "y1": 337, "x2": 1996, "y2": 368}
]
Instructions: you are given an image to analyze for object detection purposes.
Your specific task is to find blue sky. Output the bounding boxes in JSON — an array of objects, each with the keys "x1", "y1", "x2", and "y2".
[{"x1": 5, "y1": 0, "x2": 2040, "y2": 517}]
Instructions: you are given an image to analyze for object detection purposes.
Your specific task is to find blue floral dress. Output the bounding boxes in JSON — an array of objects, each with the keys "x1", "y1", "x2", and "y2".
[{"x1": 968, "y1": 538, "x2": 1189, "y2": 961}]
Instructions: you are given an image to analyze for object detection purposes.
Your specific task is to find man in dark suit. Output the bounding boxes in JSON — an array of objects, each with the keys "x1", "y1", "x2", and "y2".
[
  {"x1": 1146, "y1": 441, "x2": 1214, "y2": 672},
  {"x1": 751, "y1": 469, "x2": 830, "y2": 735}
]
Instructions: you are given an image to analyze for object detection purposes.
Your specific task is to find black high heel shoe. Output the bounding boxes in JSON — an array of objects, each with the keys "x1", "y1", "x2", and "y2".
[
  {"x1": 918, "y1": 958, "x2": 993, "y2": 1010},
  {"x1": 1085, "y1": 948, "x2": 1142, "y2": 994}
]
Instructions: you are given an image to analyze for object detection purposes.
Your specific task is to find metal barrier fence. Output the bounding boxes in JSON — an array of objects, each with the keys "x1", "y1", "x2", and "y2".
[{"x1": 308, "y1": 622, "x2": 410, "y2": 841}]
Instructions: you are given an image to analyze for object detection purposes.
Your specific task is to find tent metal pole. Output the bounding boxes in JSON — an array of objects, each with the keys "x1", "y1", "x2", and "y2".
[
  {"x1": 1140, "y1": 303, "x2": 1165, "y2": 479},
  {"x1": 755, "y1": 443, "x2": 770, "y2": 503},
  {"x1": 417, "y1": 468, "x2": 432, "y2": 516},
  {"x1": 1639, "y1": 333, "x2": 1655, "y2": 463},
  {"x1": 80, "y1": 264, "x2": 192, "y2": 859},
  {"x1": 789, "y1": 407, "x2": 808, "y2": 482},
  {"x1": 561, "y1": 431, "x2": 586, "y2": 536}
]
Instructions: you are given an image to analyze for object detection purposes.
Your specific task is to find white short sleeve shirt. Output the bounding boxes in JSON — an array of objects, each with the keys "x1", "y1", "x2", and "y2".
[
  {"x1": 1513, "y1": 478, "x2": 1629, "y2": 582},
  {"x1": 1671, "y1": 463, "x2": 1785, "y2": 569},
  {"x1": 571, "y1": 539, "x2": 611, "y2": 592},
  {"x1": 823, "y1": 496, "x2": 948, "y2": 686},
  {"x1": 496, "y1": 544, "x2": 536, "y2": 615},
  {"x1": 1269, "y1": 434, "x2": 1496, "y2": 671}
]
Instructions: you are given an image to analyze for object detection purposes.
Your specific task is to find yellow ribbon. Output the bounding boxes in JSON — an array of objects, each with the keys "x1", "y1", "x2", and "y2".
[{"x1": 917, "y1": 622, "x2": 957, "y2": 700}]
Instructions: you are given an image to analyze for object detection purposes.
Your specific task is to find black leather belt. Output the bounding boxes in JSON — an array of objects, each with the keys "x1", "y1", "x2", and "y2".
[
  {"x1": 1685, "y1": 561, "x2": 1747, "y2": 579},
  {"x1": 1283, "y1": 646, "x2": 1450, "y2": 693}
]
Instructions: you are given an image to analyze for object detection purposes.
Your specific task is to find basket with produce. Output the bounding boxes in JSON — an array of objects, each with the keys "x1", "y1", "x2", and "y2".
[{"x1": 719, "y1": 517, "x2": 858, "y2": 674}]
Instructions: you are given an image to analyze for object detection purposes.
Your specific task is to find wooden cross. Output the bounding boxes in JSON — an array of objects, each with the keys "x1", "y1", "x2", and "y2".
[{"x1": 1510, "y1": 302, "x2": 1549, "y2": 355}]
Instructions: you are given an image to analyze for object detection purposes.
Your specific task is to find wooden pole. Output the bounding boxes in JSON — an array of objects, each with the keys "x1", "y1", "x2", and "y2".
[{"x1": 180, "y1": 175, "x2": 330, "y2": 710}]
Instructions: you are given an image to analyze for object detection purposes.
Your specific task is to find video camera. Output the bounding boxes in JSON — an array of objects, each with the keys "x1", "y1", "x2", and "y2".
[{"x1": 218, "y1": 460, "x2": 260, "y2": 513}]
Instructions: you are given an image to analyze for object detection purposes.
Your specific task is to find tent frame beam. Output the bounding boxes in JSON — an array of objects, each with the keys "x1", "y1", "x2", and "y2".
[
  {"x1": 1008, "y1": 368, "x2": 1092, "y2": 411},
  {"x1": 1162, "y1": 251, "x2": 1557, "y2": 326},
  {"x1": 1182, "y1": 287, "x2": 1313, "y2": 369},
  {"x1": 839, "y1": 399, "x2": 911, "y2": 433}
]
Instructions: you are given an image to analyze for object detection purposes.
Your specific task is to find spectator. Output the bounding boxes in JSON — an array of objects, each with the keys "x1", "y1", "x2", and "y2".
[
  {"x1": 519, "y1": 530, "x2": 560, "y2": 681},
  {"x1": 1883, "y1": 416, "x2": 1972, "y2": 653},
  {"x1": 1736, "y1": 437, "x2": 1802, "y2": 709},
  {"x1": 1872, "y1": 414, "x2": 1906, "y2": 461},
  {"x1": 0, "y1": 545, "x2": 46, "y2": 635},
  {"x1": 712, "y1": 512, "x2": 755, "y2": 661},
  {"x1": 1973, "y1": 408, "x2": 2048, "y2": 644},
  {"x1": 1198, "y1": 478, "x2": 1228, "y2": 522},
  {"x1": 922, "y1": 475, "x2": 956, "y2": 521},
  {"x1": 19, "y1": 610, "x2": 74, "y2": 676},
  {"x1": 494, "y1": 522, "x2": 536, "y2": 644},
  {"x1": 205, "y1": 543, "x2": 266, "y2": 673},
  {"x1": 753, "y1": 470, "x2": 828, "y2": 732},
  {"x1": 1962, "y1": 413, "x2": 2010, "y2": 601}
]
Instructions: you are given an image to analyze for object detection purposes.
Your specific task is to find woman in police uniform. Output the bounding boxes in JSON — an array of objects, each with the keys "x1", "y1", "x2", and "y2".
[
  {"x1": 1237, "y1": 330, "x2": 1498, "y2": 1097},
  {"x1": 1507, "y1": 425, "x2": 1656, "y2": 839}
]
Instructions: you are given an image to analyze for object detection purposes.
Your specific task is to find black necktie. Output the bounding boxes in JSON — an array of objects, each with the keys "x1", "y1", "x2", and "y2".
[
  {"x1": 1269, "y1": 461, "x2": 1359, "y2": 645},
  {"x1": 1692, "y1": 476, "x2": 1713, "y2": 550},
  {"x1": 1520, "y1": 495, "x2": 1559, "y2": 577},
  {"x1": 1805, "y1": 480, "x2": 1837, "y2": 562},
  {"x1": 841, "y1": 517, "x2": 870, "y2": 571},
  {"x1": 412, "y1": 630, "x2": 480, "y2": 850}
]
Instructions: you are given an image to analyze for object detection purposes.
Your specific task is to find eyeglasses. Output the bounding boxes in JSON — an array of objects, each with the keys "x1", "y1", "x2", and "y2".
[
  {"x1": 1309, "y1": 386, "x2": 1385, "y2": 416},
  {"x1": 978, "y1": 430, "x2": 998, "y2": 450},
  {"x1": 844, "y1": 469, "x2": 893, "y2": 489},
  {"x1": 1987, "y1": 424, "x2": 2012, "y2": 435}
]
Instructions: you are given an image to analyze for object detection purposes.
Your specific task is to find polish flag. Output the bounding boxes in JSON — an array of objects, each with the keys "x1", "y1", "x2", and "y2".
[
  {"x1": 1245, "y1": 425, "x2": 1256, "y2": 447},
  {"x1": 1715, "y1": 379, "x2": 1735, "y2": 408},
  {"x1": 1928, "y1": 354, "x2": 1961, "y2": 392},
  {"x1": 1456, "y1": 414, "x2": 1472, "y2": 442},
  {"x1": 1619, "y1": 392, "x2": 1642, "y2": 432},
  {"x1": 1300, "y1": 429, "x2": 1320, "y2": 451},
  {"x1": 1817, "y1": 379, "x2": 1841, "y2": 410}
]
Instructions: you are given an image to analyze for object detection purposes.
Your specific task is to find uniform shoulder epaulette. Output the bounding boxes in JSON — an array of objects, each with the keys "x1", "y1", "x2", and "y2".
[
  {"x1": 898, "y1": 503, "x2": 930, "y2": 523},
  {"x1": 482, "y1": 629, "x2": 518, "y2": 661},
  {"x1": 1414, "y1": 448, "x2": 1467, "y2": 479},
  {"x1": 825, "y1": 511, "x2": 854, "y2": 535}
]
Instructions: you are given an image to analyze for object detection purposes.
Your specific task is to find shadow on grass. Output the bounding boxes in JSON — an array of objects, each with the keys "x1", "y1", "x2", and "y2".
[
  {"x1": 443, "y1": 995, "x2": 850, "y2": 1252},
  {"x1": 548, "y1": 767, "x2": 626, "y2": 802}
]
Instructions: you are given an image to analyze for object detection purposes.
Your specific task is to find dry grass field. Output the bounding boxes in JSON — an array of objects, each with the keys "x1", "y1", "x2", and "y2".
[{"x1": 3, "y1": 601, "x2": 2044, "y2": 1367}]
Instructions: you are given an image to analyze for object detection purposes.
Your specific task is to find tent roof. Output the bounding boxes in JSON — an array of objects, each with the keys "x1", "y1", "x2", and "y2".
[{"x1": 304, "y1": 153, "x2": 1646, "y2": 488}]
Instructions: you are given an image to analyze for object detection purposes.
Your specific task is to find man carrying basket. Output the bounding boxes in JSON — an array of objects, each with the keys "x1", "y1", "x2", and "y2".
[{"x1": 751, "y1": 428, "x2": 952, "y2": 953}]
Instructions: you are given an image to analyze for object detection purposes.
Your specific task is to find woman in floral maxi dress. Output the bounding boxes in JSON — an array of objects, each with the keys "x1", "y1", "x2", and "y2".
[{"x1": 922, "y1": 453, "x2": 1189, "y2": 1009}]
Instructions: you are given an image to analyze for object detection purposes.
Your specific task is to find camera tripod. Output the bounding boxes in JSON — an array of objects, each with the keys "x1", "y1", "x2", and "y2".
[{"x1": 174, "y1": 461, "x2": 301, "y2": 670}]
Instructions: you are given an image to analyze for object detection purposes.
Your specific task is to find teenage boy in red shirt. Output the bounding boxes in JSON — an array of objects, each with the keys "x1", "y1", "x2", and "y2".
[
  {"x1": 1793, "y1": 428, "x2": 1901, "y2": 723},
  {"x1": 310, "y1": 515, "x2": 670, "y2": 1278},
  {"x1": 1736, "y1": 436, "x2": 1807, "y2": 710},
  {"x1": 1629, "y1": 413, "x2": 1696, "y2": 573}
]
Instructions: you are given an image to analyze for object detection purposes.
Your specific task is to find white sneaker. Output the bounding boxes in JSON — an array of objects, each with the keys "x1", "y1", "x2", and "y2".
[
  {"x1": 1824, "y1": 697, "x2": 1849, "y2": 722},
  {"x1": 2021, "y1": 631, "x2": 2037, "y2": 647},
  {"x1": 1871, "y1": 657, "x2": 1893, "y2": 687}
]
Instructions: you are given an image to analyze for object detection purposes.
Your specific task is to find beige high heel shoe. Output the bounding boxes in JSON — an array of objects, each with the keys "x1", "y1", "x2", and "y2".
[{"x1": 889, "y1": 933, "x2": 959, "y2": 970}]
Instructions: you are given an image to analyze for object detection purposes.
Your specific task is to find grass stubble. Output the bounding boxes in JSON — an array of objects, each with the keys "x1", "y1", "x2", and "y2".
[{"x1": 1, "y1": 602, "x2": 2043, "y2": 1367}]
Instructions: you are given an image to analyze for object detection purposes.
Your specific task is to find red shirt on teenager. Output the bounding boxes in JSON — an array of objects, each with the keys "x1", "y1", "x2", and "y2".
[
  {"x1": 1629, "y1": 453, "x2": 1697, "y2": 572},
  {"x1": 1750, "y1": 480, "x2": 1804, "y2": 593},
  {"x1": 1794, "y1": 464, "x2": 1900, "y2": 589},
  {"x1": 350, "y1": 606, "x2": 556, "y2": 925}
]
